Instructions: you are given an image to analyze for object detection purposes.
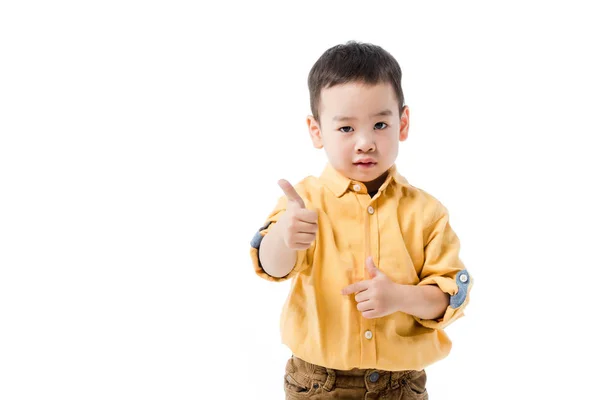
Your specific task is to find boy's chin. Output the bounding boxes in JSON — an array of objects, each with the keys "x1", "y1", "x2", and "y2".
[{"x1": 347, "y1": 165, "x2": 385, "y2": 182}]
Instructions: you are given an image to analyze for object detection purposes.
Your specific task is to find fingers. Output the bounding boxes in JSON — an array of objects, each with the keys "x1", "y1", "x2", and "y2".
[
  {"x1": 294, "y1": 232, "x2": 316, "y2": 244},
  {"x1": 354, "y1": 290, "x2": 369, "y2": 303},
  {"x1": 365, "y1": 256, "x2": 376, "y2": 269},
  {"x1": 283, "y1": 217, "x2": 317, "y2": 250},
  {"x1": 280, "y1": 209, "x2": 317, "y2": 250},
  {"x1": 296, "y1": 208, "x2": 318, "y2": 224},
  {"x1": 277, "y1": 180, "x2": 317, "y2": 222},
  {"x1": 278, "y1": 179, "x2": 305, "y2": 209},
  {"x1": 277, "y1": 179, "x2": 319, "y2": 251},
  {"x1": 288, "y1": 242, "x2": 314, "y2": 251},
  {"x1": 357, "y1": 300, "x2": 375, "y2": 312},
  {"x1": 341, "y1": 280, "x2": 369, "y2": 295},
  {"x1": 282, "y1": 228, "x2": 317, "y2": 250},
  {"x1": 365, "y1": 256, "x2": 385, "y2": 279},
  {"x1": 293, "y1": 219, "x2": 318, "y2": 234},
  {"x1": 361, "y1": 310, "x2": 379, "y2": 319}
]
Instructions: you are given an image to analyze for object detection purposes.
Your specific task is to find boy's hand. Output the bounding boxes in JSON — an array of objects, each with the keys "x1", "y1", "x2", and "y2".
[
  {"x1": 341, "y1": 256, "x2": 403, "y2": 319},
  {"x1": 276, "y1": 179, "x2": 318, "y2": 250}
]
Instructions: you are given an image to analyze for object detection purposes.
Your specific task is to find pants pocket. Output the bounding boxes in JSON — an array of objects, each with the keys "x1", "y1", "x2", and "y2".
[
  {"x1": 403, "y1": 370, "x2": 428, "y2": 399},
  {"x1": 283, "y1": 357, "x2": 316, "y2": 397},
  {"x1": 285, "y1": 373, "x2": 311, "y2": 393}
]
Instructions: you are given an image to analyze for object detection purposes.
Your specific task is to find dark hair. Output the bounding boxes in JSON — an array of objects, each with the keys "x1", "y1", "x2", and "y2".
[{"x1": 308, "y1": 41, "x2": 405, "y2": 124}]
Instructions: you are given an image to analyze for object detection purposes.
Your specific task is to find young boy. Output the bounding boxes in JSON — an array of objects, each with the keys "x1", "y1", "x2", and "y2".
[{"x1": 249, "y1": 41, "x2": 472, "y2": 399}]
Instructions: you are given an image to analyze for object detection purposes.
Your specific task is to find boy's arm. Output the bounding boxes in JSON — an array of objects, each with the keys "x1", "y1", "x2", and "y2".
[
  {"x1": 249, "y1": 180, "x2": 317, "y2": 282},
  {"x1": 341, "y1": 257, "x2": 456, "y2": 321},
  {"x1": 393, "y1": 284, "x2": 450, "y2": 320},
  {"x1": 258, "y1": 221, "x2": 297, "y2": 278},
  {"x1": 410, "y1": 203, "x2": 473, "y2": 329}
]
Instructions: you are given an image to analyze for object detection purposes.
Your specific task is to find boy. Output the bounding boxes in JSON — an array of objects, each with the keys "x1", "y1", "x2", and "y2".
[{"x1": 250, "y1": 41, "x2": 472, "y2": 399}]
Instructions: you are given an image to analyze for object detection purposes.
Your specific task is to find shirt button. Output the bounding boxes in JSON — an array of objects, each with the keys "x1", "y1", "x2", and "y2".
[
  {"x1": 369, "y1": 372, "x2": 380, "y2": 383},
  {"x1": 460, "y1": 273, "x2": 468, "y2": 283},
  {"x1": 367, "y1": 206, "x2": 374, "y2": 214},
  {"x1": 353, "y1": 184, "x2": 361, "y2": 192},
  {"x1": 365, "y1": 330, "x2": 373, "y2": 340}
]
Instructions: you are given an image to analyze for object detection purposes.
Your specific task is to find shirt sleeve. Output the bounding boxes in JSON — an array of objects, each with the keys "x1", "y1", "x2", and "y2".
[
  {"x1": 249, "y1": 193, "x2": 316, "y2": 282},
  {"x1": 414, "y1": 204, "x2": 473, "y2": 330}
]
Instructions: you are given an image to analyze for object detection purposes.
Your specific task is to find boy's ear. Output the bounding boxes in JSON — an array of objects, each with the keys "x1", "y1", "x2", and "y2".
[
  {"x1": 307, "y1": 115, "x2": 324, "y2": 149},
  {"x1": 399, "y1": 106, "x2": 410, "y2": 142}
]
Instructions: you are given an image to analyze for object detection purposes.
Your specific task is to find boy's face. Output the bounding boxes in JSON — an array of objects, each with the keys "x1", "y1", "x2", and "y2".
[{"x1": 307, "y1": 81, "x2": 409, "y2": 185}]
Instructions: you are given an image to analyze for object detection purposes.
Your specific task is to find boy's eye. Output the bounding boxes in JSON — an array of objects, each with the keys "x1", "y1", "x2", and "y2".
[{"x1": 339, "y1": 123, "x2": 387, "y2": 133}]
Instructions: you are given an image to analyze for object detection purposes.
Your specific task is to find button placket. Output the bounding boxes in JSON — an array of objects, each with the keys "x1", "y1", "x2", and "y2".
[{"x1": 359, "y1": 196, "x2": 378, "y2": 367}]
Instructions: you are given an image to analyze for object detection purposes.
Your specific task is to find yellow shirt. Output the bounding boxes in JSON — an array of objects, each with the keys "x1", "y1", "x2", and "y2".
[{"x1": 249, "y1": 163, "x2": 472, "y2": 371}]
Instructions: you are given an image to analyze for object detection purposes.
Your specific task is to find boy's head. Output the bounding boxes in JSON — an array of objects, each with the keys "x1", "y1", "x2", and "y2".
[{"x1": 307, "y1": 41, "x2": 409, "y2": 187}]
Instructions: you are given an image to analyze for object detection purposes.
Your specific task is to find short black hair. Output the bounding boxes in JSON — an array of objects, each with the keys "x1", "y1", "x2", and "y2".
[{"x1": 308, "y1": 41, "x2": 405, "y2": 124}]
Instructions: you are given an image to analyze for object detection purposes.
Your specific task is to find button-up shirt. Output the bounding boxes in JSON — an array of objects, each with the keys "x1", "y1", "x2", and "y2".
[{"x1": 250, "y1": 163, "x2": 472, "y2": 371}]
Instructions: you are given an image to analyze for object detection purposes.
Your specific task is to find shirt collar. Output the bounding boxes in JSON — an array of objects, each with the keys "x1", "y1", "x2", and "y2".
[{"x1": 319, "y1": 163, "x2": 410, "y2": 198}]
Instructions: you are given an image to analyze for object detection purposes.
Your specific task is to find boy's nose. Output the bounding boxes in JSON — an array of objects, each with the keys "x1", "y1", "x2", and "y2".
[{"x1": 355, "y1": 134, "x2": 376, "y2": 153}]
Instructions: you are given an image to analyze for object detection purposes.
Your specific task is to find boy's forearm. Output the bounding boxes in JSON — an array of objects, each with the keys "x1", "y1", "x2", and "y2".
[
  {"x1": 258, "y1": 223, "x2": 297, "y2": 278},
  {"x1": 394, "y1": 284, "x2": 450, "y2": 320}
]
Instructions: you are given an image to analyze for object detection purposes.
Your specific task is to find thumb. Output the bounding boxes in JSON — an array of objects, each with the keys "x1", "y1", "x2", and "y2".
[
  {"x1": 278, "y1": 179, "x2": 306, "y2": 209},
  {"x1": 366, "y1": 256, "x2": 381, "y2": 279}
]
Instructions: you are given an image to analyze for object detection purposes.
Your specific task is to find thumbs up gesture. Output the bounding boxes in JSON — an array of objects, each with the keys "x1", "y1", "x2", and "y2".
[
  {"x1": 341, "y1": 256, "x2": 401, "y2": 319},
  {"x1": 277, "y1": 179, "x2": 318, "y2": 250}
]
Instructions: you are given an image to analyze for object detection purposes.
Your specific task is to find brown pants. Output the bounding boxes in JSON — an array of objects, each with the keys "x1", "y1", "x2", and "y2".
[{"x1": 284, "y1": 355, "x2": 428, "y2": 399}]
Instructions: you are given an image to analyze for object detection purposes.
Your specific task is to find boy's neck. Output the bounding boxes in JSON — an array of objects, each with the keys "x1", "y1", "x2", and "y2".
[{"x1": 363, "y1": 171, "x2": 389, "y2": 194}]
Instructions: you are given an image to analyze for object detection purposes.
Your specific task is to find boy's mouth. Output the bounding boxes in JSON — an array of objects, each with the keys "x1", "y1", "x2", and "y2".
[
  {"x1": 353, "y1": 160, "x2": 377, "y2": 168},
  {"x1": 354, "y1": 157, "x2": 376, "y2": 165}
]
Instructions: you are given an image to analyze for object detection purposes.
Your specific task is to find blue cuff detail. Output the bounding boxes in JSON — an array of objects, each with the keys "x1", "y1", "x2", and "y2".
[
  {"x1": 250, "y1": 221, "x2": 272, "y2": 249},
  {"x1": 450, "y1": 270, "x2": 470, "y2": 309}
]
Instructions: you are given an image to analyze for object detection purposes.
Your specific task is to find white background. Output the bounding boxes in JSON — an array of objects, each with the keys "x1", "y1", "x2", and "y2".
[{"x1": 1, "y1": 1, "x2": 599, "y2": 399}]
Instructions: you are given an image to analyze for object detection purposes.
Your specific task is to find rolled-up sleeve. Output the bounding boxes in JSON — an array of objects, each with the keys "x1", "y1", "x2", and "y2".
[
  {"x1": 414, "y1": 205, "x2": 473, "y2": 330},
  {"x1": 249, "y1": 196, "x2": 315, "y2": 282}
]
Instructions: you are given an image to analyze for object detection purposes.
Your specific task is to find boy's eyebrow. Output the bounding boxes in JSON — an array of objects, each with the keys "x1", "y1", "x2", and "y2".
[{"x1": 332, "y1": 109, "x2": 393, "y2": 122}]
